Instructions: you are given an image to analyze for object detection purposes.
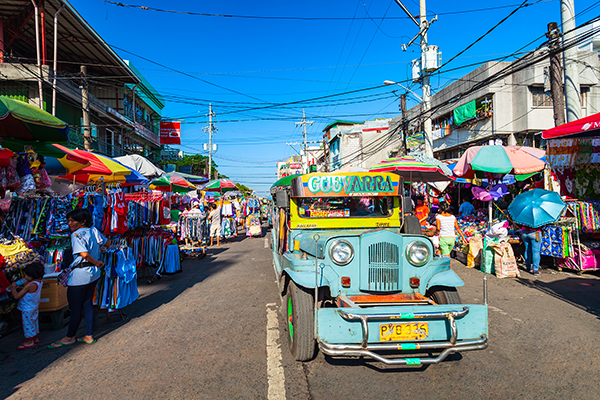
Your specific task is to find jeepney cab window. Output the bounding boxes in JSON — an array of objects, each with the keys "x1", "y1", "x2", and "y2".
[{"x1": 298, "y1": 196, "x2": 392, "y2": 218}]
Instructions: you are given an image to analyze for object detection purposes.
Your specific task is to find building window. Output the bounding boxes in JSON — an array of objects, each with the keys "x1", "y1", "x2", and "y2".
[
  {"x1": 531, "y1": 87, "x2": 552, "y2": 107},
  {"x1": 581, "y1": 86, "x2": 590, "y2": 109}
]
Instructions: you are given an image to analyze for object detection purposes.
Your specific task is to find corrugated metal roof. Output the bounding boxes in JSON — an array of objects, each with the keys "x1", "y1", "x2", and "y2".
[{"x1": 0, "y1": 0, "x2": 140, "y2": 83}]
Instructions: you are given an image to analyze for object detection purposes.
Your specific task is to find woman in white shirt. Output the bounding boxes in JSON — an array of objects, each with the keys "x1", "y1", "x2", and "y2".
[{"x1": 435, "y1": 202, "x2": 467, "y2": 256}]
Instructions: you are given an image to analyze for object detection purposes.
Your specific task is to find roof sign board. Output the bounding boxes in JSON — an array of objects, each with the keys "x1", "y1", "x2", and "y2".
[{"x1": 291, "y1": 172, "x2": 400, "y2": 197}]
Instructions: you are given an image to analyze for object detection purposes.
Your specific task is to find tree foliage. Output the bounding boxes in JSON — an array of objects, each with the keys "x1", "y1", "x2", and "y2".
[
  {"x1": 236, "y1": 182, "x2": 253, "y2": 195},
  {"x1": 169, "y1": 154, "x2": 217, "y2": 176}
]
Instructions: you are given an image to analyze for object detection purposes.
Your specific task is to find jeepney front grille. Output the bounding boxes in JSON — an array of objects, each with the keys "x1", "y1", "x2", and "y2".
[{"x1": 367, "y1": 242, "x2": 399, "y2": 291}]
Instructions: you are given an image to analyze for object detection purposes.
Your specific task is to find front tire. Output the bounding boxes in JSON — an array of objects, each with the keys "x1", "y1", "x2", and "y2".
[
  {"x1": 285, "y1": 280, "x2": 316, "y2": 361},
  {"x1": 426, "y1": 286, "x2": 462, "y2": 304}
]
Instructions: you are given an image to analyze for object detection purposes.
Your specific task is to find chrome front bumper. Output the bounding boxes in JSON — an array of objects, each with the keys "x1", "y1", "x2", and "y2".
[{"x1": 318, "y1": 306, "x2": 488, "y2": 366}]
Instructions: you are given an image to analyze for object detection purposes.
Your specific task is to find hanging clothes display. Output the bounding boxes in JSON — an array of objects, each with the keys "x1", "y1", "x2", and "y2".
[{"x1": 94, "y1": 246, "x2": 139, "y2": 310}]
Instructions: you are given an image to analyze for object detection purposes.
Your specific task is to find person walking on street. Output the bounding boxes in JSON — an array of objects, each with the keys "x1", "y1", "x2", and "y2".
[
  {"x1": 436, "y1": 202, "x2": 467, "y2": 257},
  {"x1": 209, "y1": 202, "x2": 222, "y2": 246}
]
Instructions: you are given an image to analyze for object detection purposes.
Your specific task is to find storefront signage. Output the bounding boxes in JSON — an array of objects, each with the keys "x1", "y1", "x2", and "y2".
[
  {"x1": 160, "y1": 121, "x2": 181, "y2": 145},
  {"x1": 292, "y1": 173, "x2": 400, "y2": 197}
]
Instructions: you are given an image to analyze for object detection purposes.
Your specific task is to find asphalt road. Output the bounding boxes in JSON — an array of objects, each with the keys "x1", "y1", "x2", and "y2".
[{"x1": 1, "y1": 227, "x2": 600, "y2": 399}]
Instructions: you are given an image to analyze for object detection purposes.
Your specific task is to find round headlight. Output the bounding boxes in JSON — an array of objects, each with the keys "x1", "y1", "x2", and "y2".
[
  {"x1": 406, "y1": 241, "x2": 430, "y2": 267},
  {"x1": 330, "y1": 240, "x2": 354, "y2": 266}
]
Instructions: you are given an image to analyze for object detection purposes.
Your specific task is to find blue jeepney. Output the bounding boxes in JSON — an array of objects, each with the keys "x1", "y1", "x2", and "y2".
[{"x1": 270, "y1": 172, "x2": 488, "y2": 365}]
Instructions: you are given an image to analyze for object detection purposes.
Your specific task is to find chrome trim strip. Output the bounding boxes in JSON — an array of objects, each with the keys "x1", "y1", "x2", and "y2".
[{"x1": 319, "y1": 339, "x2": 488, "y2": 365}]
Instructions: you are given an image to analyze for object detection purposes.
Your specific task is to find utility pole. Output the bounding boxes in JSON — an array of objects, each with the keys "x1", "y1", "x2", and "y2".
[
  {"x1": 295, "y1": 109, "x2": 314, "y2": 173},
  {"x1": 419, "y1": 0, "x2": 433, "y2": 158},
  {"x1": 561, "y1": 0, "x2": 581, "y2": 122},
  {"x1": 207, "y1": 103, "x2": 215, "y2": 179},
  {"x1": 394, "y1": 0, "x2": 436, "y2": 158},
  {"x1": 547, "y1": 22, "x2": 566, "y2": 127},
  {"x1": 80, "y1": 65, "x2": 92, "y2": 151},
  {"x1": 400, "y1": 93, "x2": 408, "y2": 154}
]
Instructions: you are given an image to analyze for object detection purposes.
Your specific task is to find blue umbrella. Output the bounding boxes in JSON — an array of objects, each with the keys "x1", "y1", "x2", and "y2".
[{"x1": 508, "y1": 189, "x2": 566, "y2": 228}]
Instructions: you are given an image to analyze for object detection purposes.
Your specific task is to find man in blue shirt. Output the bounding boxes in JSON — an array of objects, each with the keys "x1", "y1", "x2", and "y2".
[{"x1": 459, "y1": 198, "x2": 475, "y2": 217}]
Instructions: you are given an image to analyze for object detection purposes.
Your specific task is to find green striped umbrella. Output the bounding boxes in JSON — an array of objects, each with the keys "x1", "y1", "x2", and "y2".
[
  {"x1": 369, "y1": 156, "x2": 454, "y2": 182},
  {"x1": 0, "y1": 96, "x2": 69, "y2": 141}
]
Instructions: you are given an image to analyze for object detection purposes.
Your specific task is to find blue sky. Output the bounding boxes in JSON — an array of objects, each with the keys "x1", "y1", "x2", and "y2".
[{"x1": 69, "y1": 0, "x2": 600, "y2": 194}]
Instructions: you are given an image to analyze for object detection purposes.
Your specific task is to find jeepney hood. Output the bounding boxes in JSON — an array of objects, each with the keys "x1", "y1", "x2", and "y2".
[
  {"x1": 294, "y1": 229, "x2": 371, "y2": 259},
  {"x1": 293, "y1": 228, "x2": 400, "y2": 259}
]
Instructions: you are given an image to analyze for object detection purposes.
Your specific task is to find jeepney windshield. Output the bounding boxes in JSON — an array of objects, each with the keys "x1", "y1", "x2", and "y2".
[{"x1": 298, "y1": 196, "x2": 392, "y2": 218}]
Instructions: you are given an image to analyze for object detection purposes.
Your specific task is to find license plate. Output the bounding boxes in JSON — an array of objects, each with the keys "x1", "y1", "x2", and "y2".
[{"x1": 379, "y1": 322, "x2": 429, "y2": 342}]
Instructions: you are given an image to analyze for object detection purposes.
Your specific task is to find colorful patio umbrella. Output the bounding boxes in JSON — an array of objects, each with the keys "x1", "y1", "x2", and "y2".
[
  {"x1": 61, "y1": 160, "x2": 149, "y2": 186},
  {"x1": 0, "y1": 96, "x2": 69, "y2": 142},
  {"x1": 201, "y1": 178, "x2": 236, "y2": 192},
  {"x1": 51, "y1": 144, "x2": 130, "y2": 176},
  {"x1": 369, "y1": 156, "x2": 454, "y2": 182},
  {"x1": 176, "y1": 171, "x2": 210, "y2": 184},
  {"x1": 453, "y1": 145, "x2": 546, "y2": 178},
  {"x1": 44, "y1": 156, "x2": 90, "y2": 176},
  {"x1": 508, "y1": 189, "x2": 567, "y2": 228},
  {"x1": 150, "y1": 172, "x2": 197, "y2": 192}
]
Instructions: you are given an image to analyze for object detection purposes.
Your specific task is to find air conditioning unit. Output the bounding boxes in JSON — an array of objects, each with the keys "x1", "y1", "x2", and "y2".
[{"x1": 411, "y1": 59, "x2": 421, "y2": 82}]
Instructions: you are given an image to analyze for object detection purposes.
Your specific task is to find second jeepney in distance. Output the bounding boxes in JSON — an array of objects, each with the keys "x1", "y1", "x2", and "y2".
[{"x1": 270, "y1": 172, "x2": 488, "y2": 366}]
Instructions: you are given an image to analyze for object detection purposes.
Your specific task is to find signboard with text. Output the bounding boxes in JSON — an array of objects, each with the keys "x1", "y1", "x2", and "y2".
[
  {"x1": 291, "y1": 172, "x2": 400, "y2": 197},
  {"x1": 160, "y1": 121, "x2": 181, "y2": 145}
]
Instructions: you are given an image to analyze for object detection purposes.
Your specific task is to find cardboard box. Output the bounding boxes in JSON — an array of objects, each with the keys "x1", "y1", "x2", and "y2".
[{"x1": 39, "y1": 279, "x2": 68, "y2": 312}]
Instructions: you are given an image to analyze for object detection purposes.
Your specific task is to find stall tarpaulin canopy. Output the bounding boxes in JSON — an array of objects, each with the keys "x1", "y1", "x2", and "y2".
[
  {"x1": 541, "y1": 112, "x2": 600, "y2": 139},
  {"x1": 369, "y1": 156, "x2": 454, "y2": 182},
  {"x1": 0, "y1": 96, "x2": 69, "y2": 141},
  {"x1": 114, "y1": 154, "x2": 165, "y2": 179}
]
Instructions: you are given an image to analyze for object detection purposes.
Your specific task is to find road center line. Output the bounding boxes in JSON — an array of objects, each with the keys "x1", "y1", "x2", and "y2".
[{"x1": 266, "y1": 303, "x2": 286, "y2": 400}]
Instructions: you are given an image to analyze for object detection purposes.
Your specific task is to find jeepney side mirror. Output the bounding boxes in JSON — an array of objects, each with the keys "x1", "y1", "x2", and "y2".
[
  {"x1": 276, "y1": 190, "x2": 290, "y2": 208},
  {"x1": 402, "y1": 197, "x2": 413, "y2": 214}
]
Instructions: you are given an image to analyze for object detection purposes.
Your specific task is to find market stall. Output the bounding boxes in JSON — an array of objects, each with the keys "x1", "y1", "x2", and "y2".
[{"x1": 540, "y1": 112, "x2": 600, "y2": 273}]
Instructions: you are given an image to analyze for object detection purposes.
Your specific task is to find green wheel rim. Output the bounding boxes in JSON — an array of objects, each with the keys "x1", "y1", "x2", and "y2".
[{"x1": 287, "y1": 296, "x2": 294, "y2": 341}]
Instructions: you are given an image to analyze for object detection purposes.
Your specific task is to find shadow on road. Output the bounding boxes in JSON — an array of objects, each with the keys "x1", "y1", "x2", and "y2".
[
  {"x1": 515, "y1": 275, "x2": 600, "y2": 320},
  {"x1": 0, "y1": 244, "x2": 237, "y2": 398},
  {"x1": 321, "y1": 352, "x2": 463, "y2": 372}
]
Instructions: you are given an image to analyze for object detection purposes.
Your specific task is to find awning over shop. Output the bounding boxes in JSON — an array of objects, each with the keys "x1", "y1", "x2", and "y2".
[{"x1": 542, "y1": 112, "x2": 600, "y2": 139}]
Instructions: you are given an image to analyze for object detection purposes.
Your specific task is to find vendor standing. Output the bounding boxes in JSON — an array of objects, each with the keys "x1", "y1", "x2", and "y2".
[
  {"x1": 458, "y1": 198, "x2": 475, "y2": 217},
  {"x1": 415, "y1": 196, "x2": 430, "y2": 226},
  {"x1": 49, "y1": 209, "x2": 105, "y2": 348},
  {"x1": 520, "y1": 225, "x2": 541, "y2": 275}
]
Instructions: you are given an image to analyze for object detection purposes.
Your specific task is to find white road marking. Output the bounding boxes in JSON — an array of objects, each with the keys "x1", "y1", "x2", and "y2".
[
  {"x1": 264, "y1": 237, "x2": 269, "y2": 248},
  {"x1": 489, "y1": 305, "x2": 524, "y2": 323},
  {"x1": 266, "y1": 304, "x2": 286, "y2": 400}
]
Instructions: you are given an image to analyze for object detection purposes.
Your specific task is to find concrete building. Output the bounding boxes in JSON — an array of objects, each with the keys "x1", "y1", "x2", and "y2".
[
  {"x1": 395, "y1": 50, "x2": 600, "y2": 160},
  {"x1": 0, "y1": 0, "x2": 164, "y2": 161},
  {"x1": 321, "y1": 118, "x2": 397, "y2": 171}
]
